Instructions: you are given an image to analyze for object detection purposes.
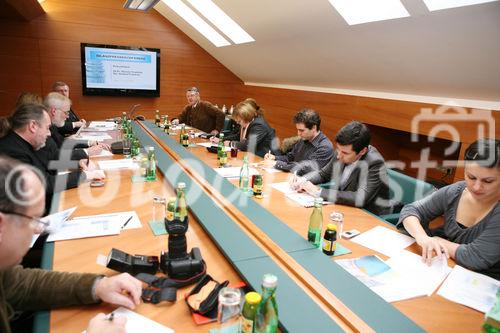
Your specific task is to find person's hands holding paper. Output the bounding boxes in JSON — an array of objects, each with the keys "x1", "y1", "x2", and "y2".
[
  {"x1": 86, "y1": 313, "x2": 126, "y2": 333},
  {"x1": 95, "y1": 273, "x2": 143, "y2": 310}
]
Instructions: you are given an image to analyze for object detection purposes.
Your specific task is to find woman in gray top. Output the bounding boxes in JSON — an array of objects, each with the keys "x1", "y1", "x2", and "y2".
[{"x1": 398, "y1": 139, "x2": 500, "y2": 280}]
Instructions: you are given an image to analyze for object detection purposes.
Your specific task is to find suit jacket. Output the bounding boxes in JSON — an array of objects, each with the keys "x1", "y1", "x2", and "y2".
[
  {"x1": 232, "y1": 116, "x2": 276, "y2": 158},
  {"x1": 49, "y1": 125, "x2": 88, "y2": 160},
  {"x1": 0, "y1": 131, "x2": 84, "y2": 214},
  {"x1": 57, "y1": 108, "x2": 80, "y2": 136},
  {"x1": 177, "y1": 101, "x2": 225, "y2": 133},
  {"x1": 305, "y1": 146, "x2": 391, "y2": 215},
  {"x1": 0, "y1": 265, "x2": 99, "y2": 333}
]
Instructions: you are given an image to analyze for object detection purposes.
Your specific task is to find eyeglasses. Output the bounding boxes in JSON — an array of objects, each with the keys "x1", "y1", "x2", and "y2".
[{"x1": 0, "y1": 210, "x2": 49, "y2": 230}]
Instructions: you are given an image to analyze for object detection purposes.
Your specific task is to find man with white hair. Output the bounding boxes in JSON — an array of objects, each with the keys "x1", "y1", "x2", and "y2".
[{"x1": 52, "y1": 81, "x2": 85, "y2": 136}]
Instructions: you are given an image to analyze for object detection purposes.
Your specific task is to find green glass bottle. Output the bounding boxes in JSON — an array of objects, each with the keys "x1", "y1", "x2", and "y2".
[
  {"x1": 131, "y1": 138, "x2": 140, "y2": 157},
  {"x1": 146, "y1": 146, "x2": 156, "y2": 181},
  {"x1": 175, "y1": 182, "x2": 188, "y2": 221},
  {"x1": 483, "y1": 290, "x2": 500, "y2": 333},
  {"x1": 121, "y1": 111, "x2": 127, "y2": 126},
  {"x1": 179, "y1": 124, "x2": 185, "y2": 144},
  {"x1": 165, "y1": 197, "x2": 176, "y2": 223},
  {"x1": 154, "y1": 110, "x2": 160, "y2": 126},
  {"x1": 164, "y1": 115, "x2": 170, "y2": 134},
  {"x1": 253, "y1": 174, "x2": 263, "y2": 198},
  {"x1": 242, "y1": 292, "x2": 262, "y2": 333},
  {"x1": 239, "y1": 155, "x2": 250, "y2": 193},
  {"x1": 217, "y1": 133, "x2": 225, "y2": 159},
  {"x1": 254, "y1": 274, "x2": 278, "y2": 333},
  {"x1": 308, "y1": 197, "x2": 323, "y2": 248}
]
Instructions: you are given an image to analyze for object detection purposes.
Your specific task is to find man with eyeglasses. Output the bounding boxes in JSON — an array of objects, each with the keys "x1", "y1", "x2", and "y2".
[
  {"x1": 0, "y1": 156, "x2": 141, "y2": 333},
  {"x1": 43, "y1": 92, "x2": 111, "y2": 157}
]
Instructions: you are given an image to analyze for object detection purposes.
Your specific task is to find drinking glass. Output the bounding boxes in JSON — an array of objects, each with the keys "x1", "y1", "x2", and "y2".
[
  {"x1": 123, "y1": 138, "x2": 131, "y2": 158},
  {"x1": 329, "y1": 211, "x2": 344, "y2": 239},
  {"x1": 217, "y1": 287, "x2": 242, "y2": 331}
]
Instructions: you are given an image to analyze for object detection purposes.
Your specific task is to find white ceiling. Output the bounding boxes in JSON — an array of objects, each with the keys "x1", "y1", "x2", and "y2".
[{"x1": 155, "y1": 0, "x2": 500, "y2": 104}]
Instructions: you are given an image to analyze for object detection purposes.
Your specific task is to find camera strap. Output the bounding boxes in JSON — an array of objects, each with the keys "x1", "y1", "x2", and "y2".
[{"x1": 136, "y1": 261, "x2": 207, "y2": 303}]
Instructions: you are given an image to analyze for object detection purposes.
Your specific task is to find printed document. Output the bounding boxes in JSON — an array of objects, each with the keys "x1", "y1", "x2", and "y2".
[
  {"x1": 72, "y1": 211, "x2": 142, "y2": 230},
  {"x1": 47, "y1": 215, "x2": 121, "y2": 242},
  {"x1": 351, "y1": 226, "x2": 415, "y2": 256},
  {"x1": 98, "y1": 159, "x2": 139, "y2": 170},
  {"x1": 437, "y1": 265, "x2": 500, "y2": 313},
  {"x1": 270, "y1": 181, "x2": 330, "y2": 207},
  {"x1": 87, "y1": 121, "x2": 117, "y2": 129}
]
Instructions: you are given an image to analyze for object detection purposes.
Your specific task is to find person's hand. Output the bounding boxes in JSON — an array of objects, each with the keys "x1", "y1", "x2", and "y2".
[
  {"x1": 415, "y1": 235, "x2": 450, "y2": 265},
  {"x1": 94, "y1": 273, "x2": 143, "y2": 309},
  {"x1": 73, "y1": 119, "x2": 86, "y2": 129},
  {"x1": 84, "y1": 169, "x2": 106, "y2": 180},
  {"x1": 260, "y1": 159, "x2": 276, "y2": 168},
  {"x1": 79, "y1": 159, "x2": 98, "y2": 171},
  {"x1": 87, "y1": 145, "x2": 103, "y2": 156},
  {"x1": 297, "y1": 181, "x2": 320, "y2": 195},
  {"x1": 210, "y1": 137, "x2": 220, "y2": 144},
  {"x1": 210, "y1": 129, "x2": 219, "y2": 135},
  {"x1": 99, "y1": 142, "x2": 111, "y2": 151},
  {"x1": 223, "y1": 140, "x2": 230, "y2": 147},
  {"x1": 86, "y1": 313, "x2": 126, "y2": 333},
  {"x1": 264, "y1": 152, "x2": 275, "y2": 160},
  {"x1": 289, "y1": 175, "x2": 306, "y2": 191},
  {"x1": 171, "y1": 119, "x2": 179, "y2": 126},
  {"x1": 88, "y1": 140, "x2": 99, "y2": 147}
]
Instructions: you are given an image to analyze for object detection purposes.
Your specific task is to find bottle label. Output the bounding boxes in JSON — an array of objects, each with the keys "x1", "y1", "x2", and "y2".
[
  {"x1": 219, "y1": 156, "x2": 227, "y2": 166},
  {"x1": 166, "y1": 211, "x2": 174, "y2": 221},
  {"x1": 241, "y1": 318, "x2": 254, "y2": 333}
]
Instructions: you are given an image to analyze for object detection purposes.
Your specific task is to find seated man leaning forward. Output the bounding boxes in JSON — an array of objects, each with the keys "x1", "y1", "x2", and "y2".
[
  {"x1": 173, "y1": 87, "x2": 225, "y2": 135},
  {"x1": 292, "y1": 121, "x2": 391, "y2": 215},
  {"x1": 398, "y1": 139, "x2": 500, "y2": 279},
  {"x1": 0, "y1": 156, "x2": 143, "y2": 333},
  {"x1": 262, "y1": 108, "x2": 333, "y2": 175}
]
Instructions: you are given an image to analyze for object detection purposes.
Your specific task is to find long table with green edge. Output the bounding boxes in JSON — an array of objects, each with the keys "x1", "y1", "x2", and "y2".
[
  {"x1": 135, "y1": 120, "x2": 425, "y2": 333},
  {"x1": 132, "y1": 121, "x2": 352, "y2": 332}
]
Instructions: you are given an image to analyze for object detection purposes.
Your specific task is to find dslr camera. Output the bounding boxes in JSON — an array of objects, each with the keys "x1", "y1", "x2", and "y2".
[{"x1": 160, "y1": 216, "x2": 204, "y2": 279}]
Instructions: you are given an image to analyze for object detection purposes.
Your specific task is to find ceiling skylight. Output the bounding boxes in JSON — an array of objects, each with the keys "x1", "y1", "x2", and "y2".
[
  {"x1": 422, "y1": 0, "x2": 499, "y2": 11},
  {"x1": 186, "y1": 0, "x2": 254, "y2": 44},
  {"x1": 161, "y1": 0, "x2": 230, "y2": 47},
  {"x1": 328, "y1": 0, "x2": 410, "y2": 25}
]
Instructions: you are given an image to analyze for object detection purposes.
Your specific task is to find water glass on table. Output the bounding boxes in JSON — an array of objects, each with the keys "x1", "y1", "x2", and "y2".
[
  {"x1": 123, "y1": 137, "x2": 131, "y2": 158},
  {"x1": 217, "y1": 287, "x2": 242, "y2": 332}
]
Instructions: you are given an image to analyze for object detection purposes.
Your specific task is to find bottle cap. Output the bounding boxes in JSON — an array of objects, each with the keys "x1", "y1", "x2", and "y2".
[
  {"x1": 326, "y1": 223, "x2": 337, "y2": 231},
  {"x1": 147, "y1": 146, "x2": 155, "y2": 151},
  {"x1": 262, "y1": 274, "x2": 278, "y2": 288},
  {"x1": 168, "y1": 197, "x2": 176, "y2": 202},
  {"x1": 245, "y1": 291, "x2": 262, "y2": 304},
  {"x1": 177, "y1": 182, "x2": 186, "y2": 189}
]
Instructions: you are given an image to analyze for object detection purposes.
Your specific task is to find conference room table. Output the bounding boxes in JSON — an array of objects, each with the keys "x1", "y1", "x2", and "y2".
[{"x1": 45, "y1": 120, "x2": 483, "y2": 333}]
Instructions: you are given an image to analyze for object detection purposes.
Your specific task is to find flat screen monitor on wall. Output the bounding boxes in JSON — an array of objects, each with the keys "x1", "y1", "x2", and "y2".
[{"x1": 81, "y1": 43, "x2": 160, "y2": 97}]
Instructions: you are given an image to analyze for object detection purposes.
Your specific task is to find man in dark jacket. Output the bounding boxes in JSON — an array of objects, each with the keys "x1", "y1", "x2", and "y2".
[
  {"x1": 0, "y1": 156, "x2": 141, "y2": 333},
  {"x1": 0, "y1": 104, "x2": 104, "y2": 214},
  {"x1": 174, "y1": 87, "x2": 225, "y2": 134},
  {"x1": 293, "y1": 121, "x2": 391, "y2": 215},
  {"x1": 53, "y1": 81, "x2": 85, "y2": 136}
]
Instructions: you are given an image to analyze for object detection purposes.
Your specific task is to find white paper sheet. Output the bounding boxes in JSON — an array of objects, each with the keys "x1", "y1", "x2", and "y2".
[
  {"x1": 271, "y1": 182, "x2": 330, "y2": 207},
  {"x1": 88, "y1": 121, "x2": 117, "y2": 129},
  {"x1": 43, "y1": 206, "x2": 78, "y2": 233},
  {"x1": 98, "y1": 159, "x2": 139, "y2": 170},
  {"x1": 86, "y1": 149, "x2": 113, "y2": 157},
  {"x1": 437, "y1": 265, "x2": 500, "y2": 313},
  {"x1": 351, "y1": 226, "x2": 415, "y2": 256},
  {"x1": 196, "y1": 142, "x2": 231, "y2": 151},
  {"x1": 385, "y1": 250, "x2": 451, "y2": 296},
  {"x1": 72, "y1": 211, "x2": 142, "y2": 230},
  {"x1": 75, "y1": 134, "x2": 112, "y2": 141},
  {"x1": 47, "y1": 215, "x2": 121, "y2": 242},
  {"x1": 113, "y1": 307, "x2": 174, "y2": 333},
  {"x1": 214, "y1": 167, "x2": 259, "y2": 178},
  {"x1": 82, "y1": 307, "x2": 174, "y2": 333}
]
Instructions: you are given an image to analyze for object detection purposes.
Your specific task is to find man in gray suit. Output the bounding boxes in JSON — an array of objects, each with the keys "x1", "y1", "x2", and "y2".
[{"x1": 293, "y1": 121, "x2": 391, "y2": 215}]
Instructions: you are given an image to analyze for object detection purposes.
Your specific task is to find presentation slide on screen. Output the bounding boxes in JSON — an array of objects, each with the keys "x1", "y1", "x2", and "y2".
[{"x1": 84, "y1": 47, "x2": 157, "y2": 90}]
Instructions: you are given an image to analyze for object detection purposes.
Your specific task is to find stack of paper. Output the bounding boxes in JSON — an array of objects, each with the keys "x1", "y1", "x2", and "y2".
[
  {"x1": 351, "y1": 226, "x2": 415, "y2": 256},
  {"x1": 197, "y1": 142, "x2": 231, "y2": 152},
  {"x1": 75, "y1": 133, "x2": 113, "y2": 141},
  {"x1": 437, "y1": 265, "x2": 500, "y2": 313}
]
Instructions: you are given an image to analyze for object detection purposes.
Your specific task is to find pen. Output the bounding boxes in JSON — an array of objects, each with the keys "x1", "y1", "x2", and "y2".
[{"x1": 121, "y1": 216, "x2": 133, "y2": 229}]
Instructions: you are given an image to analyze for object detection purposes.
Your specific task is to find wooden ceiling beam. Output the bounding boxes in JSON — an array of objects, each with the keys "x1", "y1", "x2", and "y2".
[{"x1": 5, "y1": 0, "x2": 45, "y2": 21}]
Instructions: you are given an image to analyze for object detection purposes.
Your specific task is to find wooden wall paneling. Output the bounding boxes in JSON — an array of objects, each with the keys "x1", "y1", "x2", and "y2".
[
  {"x1": 5, "y1": 0, "x2": 44, "y2": 21},
  {"x1": 0, "y1": 36, "x2": 39, "y2": 56}
]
